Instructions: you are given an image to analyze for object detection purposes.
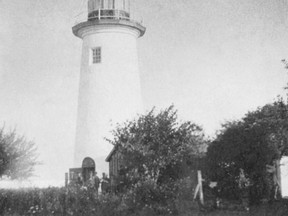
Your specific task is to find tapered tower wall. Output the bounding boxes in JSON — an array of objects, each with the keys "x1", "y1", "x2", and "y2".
[{"x1": 72, "y1": 3, "x2": 145, "y2": 175}]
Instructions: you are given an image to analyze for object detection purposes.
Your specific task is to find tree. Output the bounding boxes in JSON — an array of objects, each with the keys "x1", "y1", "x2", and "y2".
[
  {"x1": 206, "y1": 99, "x2": 288, "y2": 202},
  {"x1": 108, "y1": 106, "x2": 207, "y2": 214},
  {"x1": 0, "y1": 127, "x2": 39, "y2": 180}
]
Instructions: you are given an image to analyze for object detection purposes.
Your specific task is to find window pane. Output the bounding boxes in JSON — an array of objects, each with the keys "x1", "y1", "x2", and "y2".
[{"x1": 92, "y1": 47, "x2": 101, "y2": 64}]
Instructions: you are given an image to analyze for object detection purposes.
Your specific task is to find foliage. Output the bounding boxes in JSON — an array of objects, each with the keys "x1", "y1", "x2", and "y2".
[
  {"x1": 0, "y1": 184, "x2": 200, "y2": 216},
  {"x1": 0, "y1": 186, "x2": 288, "y2": 216},
  {"x1": 119, "y1": 175, "x2": 199, "y2": 216},
  {"x1": 108, "y1": 106, "x2": 207, "y2": 214},
  {"x1": 0, "y1": 127, "x2": 39, "y2": 180},
  {"x1": 0, "y1": 186, "x2": 122, "y2": 216},
  {"x1": 206, "y1": 99, "x2": 288, "y2": 202}
]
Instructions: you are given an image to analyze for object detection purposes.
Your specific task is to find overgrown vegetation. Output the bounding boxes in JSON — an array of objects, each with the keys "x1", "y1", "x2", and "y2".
[
  {"x1": 206, "y1": 98, "x2": 288, "y2": 203},
  {"x1": 0, "y1": 186, "x2": 287, "y2": 216},
  {"x1": 107, "y1": 106, "x2": 207, "y2": 215},
  {"x1": 2, "y1": 100, "x2": 288, "y2": 215},
  {"x1": 0, "y1": 187, "x2": 121, "y2": 216},
  {"x1": 0, "y1": 128, "x2": 39, "y2": 180}
]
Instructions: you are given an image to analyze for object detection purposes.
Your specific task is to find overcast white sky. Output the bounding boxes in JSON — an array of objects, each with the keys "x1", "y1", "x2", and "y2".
[{"x1": 0, "y1": 0, "x2": 288, "y2": 186}]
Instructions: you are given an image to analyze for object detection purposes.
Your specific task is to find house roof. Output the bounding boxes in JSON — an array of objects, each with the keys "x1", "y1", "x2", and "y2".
[{"x1": 105, "y1": 145, "x2": 117, "y2": 162}]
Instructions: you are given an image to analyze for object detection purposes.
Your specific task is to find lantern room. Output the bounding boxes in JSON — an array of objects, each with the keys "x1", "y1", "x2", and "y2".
[{"x1": 88, "y1": 0, "x2": 131, "y2": 20}]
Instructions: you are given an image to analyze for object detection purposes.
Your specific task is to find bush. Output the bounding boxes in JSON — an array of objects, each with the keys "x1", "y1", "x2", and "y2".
[
  {"x1": 0, "y1": 177, "x2": 199, "y2": 216},
  {"x1": 0, "y1": 186, "x2": 122, "y2": 216},
  {"x1": 206, "y1": 100, "x2": 288, "y2": 203},
  {"x1": 1, "y1": 185, "x2": 288, "y2": 216}
]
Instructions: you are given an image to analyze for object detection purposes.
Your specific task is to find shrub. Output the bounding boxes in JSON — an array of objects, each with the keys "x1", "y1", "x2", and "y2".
[{"x1": 0, "y1": 186, "x2": 122, "y2": 216}]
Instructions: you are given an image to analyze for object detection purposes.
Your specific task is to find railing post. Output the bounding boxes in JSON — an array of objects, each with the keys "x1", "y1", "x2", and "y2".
[{"x1": 98, "y1": 9, "x2": 100, "y2": 20}]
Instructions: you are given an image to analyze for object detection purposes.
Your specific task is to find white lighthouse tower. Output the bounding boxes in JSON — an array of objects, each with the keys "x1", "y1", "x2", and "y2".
[{"x1": 72, "y1": 0, "x2": 145, "y2": 177}]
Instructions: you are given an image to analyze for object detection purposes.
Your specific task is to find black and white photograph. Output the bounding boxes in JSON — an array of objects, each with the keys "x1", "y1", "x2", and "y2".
[{"x1": 0, "y1": 0, "x2": 288, "y2": 215}]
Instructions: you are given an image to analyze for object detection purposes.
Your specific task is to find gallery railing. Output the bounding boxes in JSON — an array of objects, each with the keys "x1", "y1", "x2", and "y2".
[{"x1": 74, "y1": 9, "x2": 143, "y2": 25}]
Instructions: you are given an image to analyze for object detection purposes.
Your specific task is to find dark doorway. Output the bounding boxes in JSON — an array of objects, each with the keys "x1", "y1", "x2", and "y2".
[{"x1": 82, "y1": 157, "x2": 96, "y2": 183}]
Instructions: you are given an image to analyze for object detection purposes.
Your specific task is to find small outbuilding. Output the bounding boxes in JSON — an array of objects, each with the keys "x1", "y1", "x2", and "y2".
[{"x1": 105, "y1": 146, "x2": 123, "y2": 189}]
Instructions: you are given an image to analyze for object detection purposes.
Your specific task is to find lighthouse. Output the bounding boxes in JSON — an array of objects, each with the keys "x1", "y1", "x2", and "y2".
[{"x1": 71, "y1": 0, "x2": 145, "y2": 179}]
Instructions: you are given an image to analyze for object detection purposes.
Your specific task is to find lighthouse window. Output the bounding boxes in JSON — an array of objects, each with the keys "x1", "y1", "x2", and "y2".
[{"x1": 92, "y1": 47, "x2": 101, "y2": 64}]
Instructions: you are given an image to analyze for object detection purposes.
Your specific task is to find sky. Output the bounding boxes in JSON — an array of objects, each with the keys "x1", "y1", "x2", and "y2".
[{"x1": 0, "y1": 0, "x2": 288, "y2": 186}]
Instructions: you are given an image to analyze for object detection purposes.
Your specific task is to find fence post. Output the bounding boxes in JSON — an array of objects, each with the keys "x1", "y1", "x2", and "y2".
[
  {"x1": 193, "y1": 170, "x2": 204, "y2": 205},
  {"x1": 198, "y1": 170, "x2": 204, "y2": 205}
]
